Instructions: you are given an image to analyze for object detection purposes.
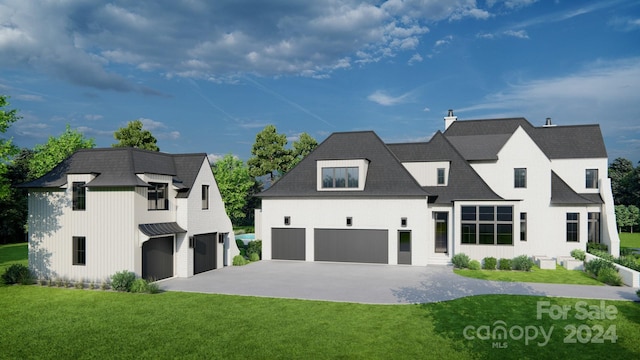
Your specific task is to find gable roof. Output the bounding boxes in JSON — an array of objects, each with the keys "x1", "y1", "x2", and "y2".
[
  {"x1": 388, "y1": 132, "x2": 503, "y2": 204},
  {"x1": 550, "y1": 171, "x2": 603, "y2": 205},
  {"x1": 258, "y1": 131, "x2": 429, "y2": 198},
  {"x1": 19, "y1": 148, "x2": 207, "y2": 197},
  {"x1": 444, "y1": 118, "x2": 607, "y2": 160}
]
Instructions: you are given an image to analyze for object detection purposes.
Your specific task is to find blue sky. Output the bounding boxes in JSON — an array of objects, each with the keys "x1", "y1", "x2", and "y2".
[{"x1": 1, "y1": 0, "x2": 639, "y2": 163}]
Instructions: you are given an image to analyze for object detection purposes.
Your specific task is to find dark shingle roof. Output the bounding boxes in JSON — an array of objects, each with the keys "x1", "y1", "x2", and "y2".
[
  {"x1": 551, "y1": 171, "x2": 603, "y2": 204},
  {"x1": 259, "y1": 131, "x2": 429, "y2": 198},
  {"x1": 388, "y1": 132, "x2": 503, "y2": 204},
  {"x1": 444, "y1": 118, "x2": 607, "y2": 160},
  {"x1": 139, "y1": 222, "x2": 187, "y2": 237},
  {"x1": 20, "y1": 148, "x2": 207, "y2": 197}
]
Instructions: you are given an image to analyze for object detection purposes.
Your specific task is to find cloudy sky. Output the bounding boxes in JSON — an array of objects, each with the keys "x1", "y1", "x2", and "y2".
[{"x1": 1, "y1": 0, "x2": 639, "y2": 163}]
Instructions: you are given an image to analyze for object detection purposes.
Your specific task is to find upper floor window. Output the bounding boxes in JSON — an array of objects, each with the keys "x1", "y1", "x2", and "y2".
[
  {"x1": 148, "y1": 183, "x2": 168, "y2": 210},
  {"x1": 437, "y1": 168, "x2": 445, "y2": 185},
  {"x1": 514, "y1": 168, "x2": 527, "y2": 188},
  {"x1": 202, "y1": 185, "x2": 209, "y2": 210},
  {"x1": 585, "y1": 169, "x2": 598, "y2": 189},
  {"x1": 72, "y1": 182, "x2": 86, "y2": 211},
  {"x1": 322, "y1": 167, "x2": 359, "y2": 188}
]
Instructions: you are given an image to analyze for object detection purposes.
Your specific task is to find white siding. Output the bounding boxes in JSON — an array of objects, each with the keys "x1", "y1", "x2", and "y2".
[{"x1": 402, "y1": 161, "x2": 450, "y2": 186}]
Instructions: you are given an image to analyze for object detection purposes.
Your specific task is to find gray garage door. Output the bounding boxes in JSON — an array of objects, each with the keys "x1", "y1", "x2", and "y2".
[
  {"x1": 142, "y1": 236, "x2": 174, "y2": 280},
  {"x1": 272, "y1": 228, "x2": 305, "y2": 260},
  {"x1": 194, "y1": 233, "x2": 217, "y2": 274},
  {"x1": 314, "y1": 229, "x2": 388, "y2": 264}
]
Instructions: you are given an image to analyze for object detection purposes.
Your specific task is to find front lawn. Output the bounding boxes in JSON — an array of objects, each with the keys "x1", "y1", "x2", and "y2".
[
  {"x1": 454, "y1": 265, "x2": 603, "y2": 286},
  {"x1": 0, "y1": 286, "x2": 638, "y2": 359},
  {"x1": 0, "y1": 242, "x2": 27, "y2": 274},
  {"x1": 620, "y1": 232, "x2": 640, "y2": 248}
]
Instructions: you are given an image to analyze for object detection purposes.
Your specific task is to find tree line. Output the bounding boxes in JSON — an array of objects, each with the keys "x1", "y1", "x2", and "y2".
[
  {"x1": 610, "y1": 158, "x2": 640, "y2": 232},
  {"x1": 0, "y1": 95, "x2": 317, "y2": 243}
]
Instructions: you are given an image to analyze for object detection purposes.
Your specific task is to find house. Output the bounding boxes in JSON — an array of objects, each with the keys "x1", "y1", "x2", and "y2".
[
  {"x1": 256, "y1": 111, "x2": 619, "y2": 266},
  {"x1": 20, "y1": 147, "x2": 239, "y2": 282}
]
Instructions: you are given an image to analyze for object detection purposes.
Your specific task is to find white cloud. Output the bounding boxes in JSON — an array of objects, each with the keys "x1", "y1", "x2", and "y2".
[
  {"x1": 14, "y1": 94, "x2": 43, "y2": 101},
  {"x1": 503, "y1": 29, "x2": 529, "y2": 39},
  {"x1": 139, "y1": 118, "x2": 166, "y2": 130},
  {"x1": 367, "y1": 90, "x2": 411, "y2": 106},
  {"x1": 84, "y1": 114, "x2": 104, "y2": 121},
  {"x1": 408, "y1": 53, "x2": 423, "y2": 65}
]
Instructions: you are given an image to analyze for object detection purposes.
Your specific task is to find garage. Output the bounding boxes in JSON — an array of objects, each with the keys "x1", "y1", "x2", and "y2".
[
  {"x1": 272, "y1": 228, "x2": 305, "y2": 260},
  {"x1": 194, "y1": 233, "x2": 217, "y2": 274},
  {"x1": 314, "y1": 229, "x2": 388, "y2": 264},
  {"x1": 142, "y1": 236, "x2": 174, "y2": 280}
]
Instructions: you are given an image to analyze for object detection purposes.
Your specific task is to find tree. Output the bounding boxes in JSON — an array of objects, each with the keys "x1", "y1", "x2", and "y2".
[
  {"x1": 0, "y1": 95, "x2": 20, "y2": 200},
  {"x1": 628, "y1": 205, "x2": 640, "y2": 233},
  {"x1": 29, "y1": 125, "x2": 95, "y2": 179},
  {"x1": 0, "y1": 149, "x2": 32, "y2": 244},
  {"x1": 615, "y1": 205, "x2": 630, "y2": 233},
  {"x1": 112, "y1": 120, "x2": 159, "y2": 151},
  {"x1": 289, "y1": 132, "x2": 318, "y2": 170},
  {"x1": 609, "y1": 158, "x2": 635, "y2": 205},
  {"x1": 247, "y1": 125, "x2": 291, "y2": 184},
  {"x1": 212, "y1": 154, "x2": 256, "y2": 224}
]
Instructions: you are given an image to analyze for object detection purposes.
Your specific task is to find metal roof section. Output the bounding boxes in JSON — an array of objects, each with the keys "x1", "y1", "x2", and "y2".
[
  {"x1": 138, "y1": 222, "x2": 187, "y2": 237},
  {"x1": 551, "y1": 171, "x2": 603, "y2": 205}
]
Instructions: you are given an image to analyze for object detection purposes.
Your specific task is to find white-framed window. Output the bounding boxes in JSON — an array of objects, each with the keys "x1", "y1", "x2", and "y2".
[
  {"x1": 437, "y1": 168, "x2": 445, "y2": 185},
  {"x1": 322, "y1": 167, "x2": 359, "y2": 188}
]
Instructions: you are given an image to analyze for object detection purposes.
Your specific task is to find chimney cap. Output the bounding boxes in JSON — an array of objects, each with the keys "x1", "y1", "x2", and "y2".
[
  {"x1": 543, "y1": 117, "x2": 556, "y2": 127},
  {"x1": 447, "y1": 109, "x2": 454, "y2": 117}
]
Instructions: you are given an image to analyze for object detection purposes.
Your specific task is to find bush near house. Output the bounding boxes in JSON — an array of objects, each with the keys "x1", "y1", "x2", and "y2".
[
  {"x1": 482, "y1": 257, "x2": 496, "y2": 270},
  {"x1": 1, "y1": 264, "x2": 33, "y2": 285},
  {"x1": 247, "y1": 240, "x2": 262, "y2": 259},
  {"x1": 498, "y1": 258, "x2": 512, "y2": 270},
  {"x1": 110, "y1": 270, "x2": 136, "y2": 292},
  {"x1": 597, "y1": 267, "x2": 623, "y2": 286},
  {"x1": 587, "y1": 242, "x2": 608, "y2": 252},
  {"x1": 468, "y1": 260, "x2": 481, "y2": 270},
  {"x1": 451, "y1": 253, "x2": 470, "y2": 269},
  {"x1": 233, "y1": 255, "x2": 248, "y2": 266},
  {"x1": 570, "y1": 249, "x2": 586, "y2": 261},
  {"x1": 512, "y1": 255, "x2": 534, "y2": 271}
]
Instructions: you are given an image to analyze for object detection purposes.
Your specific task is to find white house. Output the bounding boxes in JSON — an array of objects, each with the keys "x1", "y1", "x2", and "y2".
[
  {"x1": 20, "y1": 147, "x2": 239, "y2": 282},
  {"x1": 257, "y1": 111, "x2": 619, "y2": 266}
]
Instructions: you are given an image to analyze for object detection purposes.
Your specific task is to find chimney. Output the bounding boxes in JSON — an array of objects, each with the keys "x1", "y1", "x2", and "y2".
[
  {"x1": 444, "y1": 109, "x2": 457, "y2": 130},
  {"x1": 543, "y1": 117, "x2": 556, "y2": 127}
]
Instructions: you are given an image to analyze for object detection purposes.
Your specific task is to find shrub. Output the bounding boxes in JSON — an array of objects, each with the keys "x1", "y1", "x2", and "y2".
[
  {"x1": 233, "y1": 255, "x2": 248, "y2": 266},
  {"x1": 249, "y1": 252, "x2": 260, "y2": 262},
  {"x1": 100, "y1": 281, "x2": 109, "y2": 291},
  {"x1": 597, "y1": 268, "x2": 623, "y2": 286},
  {"x1": 236, "y1": 239, "x2": 247, "y2": 258},
  {"x1": 89, "y1": 282, "x2": 97, "y2": 290},
  {"x1": 620, "y1": 248, "x2": 635, "y2": 257},
  {"x1": 498, "y1": 258, "x2": 512, "y2": 270},
  {"x1": 111, "y1": 270, "x2": 136, "y2": 292},
  {"x1": 512, "y1": 255, "x2": 534, "y2": 271},
  {"x1": 451, "y1": 253, "x2": 471, "y2": 269},
  {"x1": 482, "y1": 257, "x2": 497, "y2": 270},
  {"x1": 615, "y1": 256, "x2": 640, "y2": 272},
  {"x1": 1, "y1": 264, "x2": 33, "y2": 285},
  {"x1": 570, "y1": 249, "x2": 586, "y2": 261},
  {"x1": 589, "y1": 249, "x2": 615, "y2": 261},
  {"x1": 74, "y1": 281, "x2": 84, "y2": 289},
  {"x1": 587, "y1": 242, "x2": 608, "y2": 252},
  {"x1": 637, "y1": 289, "x2": 640, "y2": 299},
  {"x1": 585, "y1": 258, "x2": 616, "y2": 277},
  {"x1": 130, "y1": 278, "x2": 149, "y2": 293},
  {"x1": 468, "y1": 260, "x2": 481, "y2": 270},
  {"x1": 247, "y1": 240, "x2": 262, "y2": 259}
]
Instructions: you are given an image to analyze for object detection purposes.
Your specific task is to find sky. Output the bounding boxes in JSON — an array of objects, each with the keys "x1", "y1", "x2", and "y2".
[{"x1": 1, "y1": 0, "x2": 639, "y2": 164}]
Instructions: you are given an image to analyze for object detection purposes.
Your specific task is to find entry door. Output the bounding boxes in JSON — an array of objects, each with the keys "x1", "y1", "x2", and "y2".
[
  {"x1": 434, "y1": 212, "x2": 448, "y2": 253},
  {"x1": 398, "y1": 231, "x2": 411, "y2": 265}
]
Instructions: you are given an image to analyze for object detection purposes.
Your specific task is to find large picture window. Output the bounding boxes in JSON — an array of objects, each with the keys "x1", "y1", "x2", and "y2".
[
  {"x1": 461, "y1": 205, "x2": 513, "y2": 245},
  {"x1": 73, "y1": 236, "x2": 86, "y2": 266},
  {"x1": 148, "y1": 183, "x2": 168, "y2": 210},
  {"x1": 322, "y1": 167, "x2": 359, "y2": 188},
  {"x1": 566, "y1": 213, "x2": 579, "y2": 242},
  {"x1": 72, "y1": 182, "x2": 86, "y2": 211}
]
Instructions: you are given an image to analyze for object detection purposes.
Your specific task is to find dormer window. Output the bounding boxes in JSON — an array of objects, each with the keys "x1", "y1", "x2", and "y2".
[
  {"x1": 72, "y1": 182, "x2": 86, "y2": 211},
  {"x1": 317, "y1": 159, "x2": 369, "y2": 191},
  {"x1": 322, "y1": 167, "x2": 359, "y2": 188},
  {"x1": 148, "y1": 183, "x2": 168, "y2": 210}
]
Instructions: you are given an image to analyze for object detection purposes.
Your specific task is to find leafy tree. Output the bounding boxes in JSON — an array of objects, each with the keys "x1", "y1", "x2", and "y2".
[
  {"x1": 0, "y1": 148, "x2": 32, "y2": 243},
  {"x1": 112, "y1": 120, "x2": 159, "y2": 151},
  {"x1": 289, "y1": 132, "x2": 318, "y2": 170},
  {"x1": 615, "y1": 205, "x2": 632, "y2": 233},
  {"x1": 609, "y1": 158, "x2": 635, "y2": 205},
  {"x1": 628, "y1": 205, "x2": 640, "y2": 233},
  {"x1": 29, "y1": 125, "x2": 95, "y2": 179},
  {"x1": 247, "y1": 125, "x2": 291, "y2": 184},
  {"x1": 0, "y1": 95, "x2": 20, "y2": 200},
  {"x1": 212, "y1": 154, "x2": 256, "y2": 224}
]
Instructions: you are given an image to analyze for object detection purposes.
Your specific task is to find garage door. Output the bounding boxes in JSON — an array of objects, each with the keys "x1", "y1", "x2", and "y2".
[
  {"x1": 194, "y1": 233, "x2": 217, "y2": 274},
  {"x1": 272, "y1": 228, "x2": 305, "y2": 260},
  {"x1": 142, "y1": 236, "x2": 174, "y2": 280},
  {"x1": 314, "y1": 229, "x2": 388, "y2": 264}
]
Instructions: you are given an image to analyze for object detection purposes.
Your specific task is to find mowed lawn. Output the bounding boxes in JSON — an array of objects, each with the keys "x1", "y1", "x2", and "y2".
[
  {"x1": 0, "y1": 242, "x2": 27, "y2": 273},
  {"x1": 454, "y1": 265, "x2": 603, "y2": 285},
  {"x1": 2, "y1": 243, "x2": 640, "y2": 359},
  {"x1": 620, "y1": 232, "x2": 640, "y2": 248}
]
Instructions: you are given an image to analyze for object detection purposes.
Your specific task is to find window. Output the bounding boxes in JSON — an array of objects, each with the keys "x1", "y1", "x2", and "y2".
[
  {"x1": 566, "y1": 213, "x2": 579, "y2": 242},
  {"x1": 586, "y1": 169, "x2": 598, "y2": 189},
  {"x1": 148, "y1": 183, "x2": 168, "y2": 210},
  {"x1": 72, "y1": 182, "x2": 86, "y2": 211},
  {"x1": 520, "y1": 213, "x2": 527, "y2": 241},
  {"x1": 346, "y1": 217, "x2": 353, "y2": 226},
  {"x1": 514, "y1": 168, "x2": 527, "y2": 188},
  {"x1": 437, "y1": 168, "x2": 445, "y2": 185},
  {"x1": 202, "y1": 185, "x2": 209, "y2": 210},
  {"x1": 588, "y1": 212, "x2": 600, "y2": 243},
  {"x1": 460, "y1": 205, "x2": 513, "y2": 245},
  {"x1": 72, "y1": 236, "x2": 86, "y2": 265},
  {"x1": 284, "y1": 216, "x2": 291, "y2": 226},
  {"x1": 322, "y1": 167, "x2": 359, "y2": 188},
  {"x1": 401, "y1": 217, "x2": 408, "y2": 227}
]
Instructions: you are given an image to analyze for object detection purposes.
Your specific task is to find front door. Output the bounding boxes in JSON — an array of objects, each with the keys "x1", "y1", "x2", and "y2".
[
  {"x1": 398, "y1": 231, "x2": 411, "y2": 265},
  {"x1": 434, "y1": 212, "x2": 448, "y2": 253}
]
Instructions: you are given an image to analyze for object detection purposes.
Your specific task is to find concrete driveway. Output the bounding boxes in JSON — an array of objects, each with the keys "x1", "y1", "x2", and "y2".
[{"x1": 159, "y1": 260, "x2": 639, "y2": 304}]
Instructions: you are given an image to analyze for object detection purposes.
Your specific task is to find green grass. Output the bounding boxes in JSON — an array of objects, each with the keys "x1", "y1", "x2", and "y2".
[
  {"x1": 0, "y1": 287, "x2": 638, "y2": 359},
  {"x1": 0, "y1": 242, "x2": 27, "y2": 274},
  {"x1": 454, "y1": 265, "x2": 603, "y2": 286},
  {"x1": 620, "y1": 232, "x2": 640, "y2": 248}
]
